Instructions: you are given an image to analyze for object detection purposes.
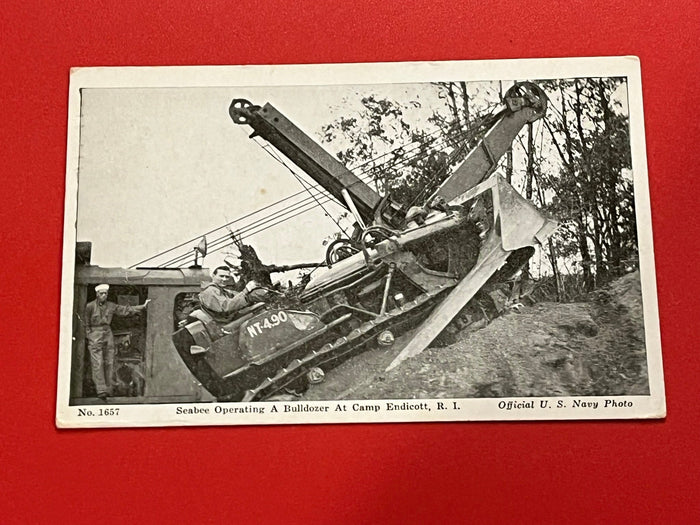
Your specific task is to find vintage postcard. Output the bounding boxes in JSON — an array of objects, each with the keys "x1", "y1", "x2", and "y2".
[{"x1": 56, "y1": 58, "x2": 665, "y2": 428}]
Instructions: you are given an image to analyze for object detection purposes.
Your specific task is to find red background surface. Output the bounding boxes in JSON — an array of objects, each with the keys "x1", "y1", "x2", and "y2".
[{"x1": 2, "y1": 1, "x2": 698, "y2": 523}]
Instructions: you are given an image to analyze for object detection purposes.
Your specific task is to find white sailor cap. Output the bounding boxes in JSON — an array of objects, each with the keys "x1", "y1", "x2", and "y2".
[{"x1": 95, "y1": 284, "x2": 109, "y2": 293}]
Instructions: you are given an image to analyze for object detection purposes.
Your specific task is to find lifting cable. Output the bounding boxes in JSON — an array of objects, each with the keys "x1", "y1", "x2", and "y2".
[
  {"x1": 160, "y1": 194, "x2": 338, "y2": 268},
  {"x1": 174, "y1": 202, "x2": 343, "y2": 268},
  {"x1": 405, "y1": 109, "x2": 499, "y2": 207},
  {"x1": 348, "y1": 125, "x2": 451, "y2": 176},
  {"x1": 147, "y1": 125, "x2": 484, "y2": 268},
  {"x1": 255, "y1": 139, "x2": 349, "y2": 237},
  {"x1": 407, "y1": 138, "x2": 472, "y2": 208},
  {"x1": 136, "y1": 115, "x2": 490, "y2": 268},
  {"x1": 134, "y1": 149, "x2": 396, "y2": 268},
  {"x1": 129, "y1": 184, "x2": 329, "y2": 268}
]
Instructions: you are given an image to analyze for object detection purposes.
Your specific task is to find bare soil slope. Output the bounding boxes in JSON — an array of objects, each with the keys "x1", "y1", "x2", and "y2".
[{"x1": 303, "y1": 271, "x2": 649, "y2": 400}]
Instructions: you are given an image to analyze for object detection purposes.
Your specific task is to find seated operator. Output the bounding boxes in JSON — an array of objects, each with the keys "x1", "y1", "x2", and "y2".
[{"x1": 199, "y1": 265, "x2": 268, "y2": 322}]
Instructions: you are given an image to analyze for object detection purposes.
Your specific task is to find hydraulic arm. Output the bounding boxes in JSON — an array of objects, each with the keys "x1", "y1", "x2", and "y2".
[{"x1": 431, "y1": 82, "x2": 548, "y2": 203}]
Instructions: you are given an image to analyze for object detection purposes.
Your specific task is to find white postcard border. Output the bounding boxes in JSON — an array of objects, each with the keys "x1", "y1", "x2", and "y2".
[{"x1": 56, "y1": 57, "x2": 665, "y2": 428}]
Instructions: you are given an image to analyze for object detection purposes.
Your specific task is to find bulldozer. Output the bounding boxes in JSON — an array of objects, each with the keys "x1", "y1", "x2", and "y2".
[{"x1": 172, "y1": 81, "x2": 557, "y2": 402}]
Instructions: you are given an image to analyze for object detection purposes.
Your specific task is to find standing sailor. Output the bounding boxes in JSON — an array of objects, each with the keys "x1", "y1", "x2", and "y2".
[{"x1": 85, "y1": 284, "x2": 150, "y2": 400}]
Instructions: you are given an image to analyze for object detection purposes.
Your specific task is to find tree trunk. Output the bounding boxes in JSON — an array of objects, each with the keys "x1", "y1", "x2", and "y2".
[
  {"x1": 521, "y1": 121, "x2": 537, "y2": 279},
  {"x1": 460, "y1": 81, "x2": 470, "y2": 126},
  {"x1": 447, "y1": 83, "x2": 460, "y2": 125},
  {"x1": 576, "y1": 212, "x2": 595, "y2": 292},
  {"x1": 574, "y1": 79, "x2": 589, "y2": 156},
  {"x1": 526, "y1": 122, "x2": 534, "y2": 200},
  {"x1": 547, "y1": 238, "x2": 561, "y2": 302},
  {"x1": 592, "y1": 204, "x2": 606, "y2": 285},
  {"x1": 499, "y1": 81, "x2": 513, "y2": 183},
  {"x1": 598, "y1": 79, "x2": 623, "y2": 276},
  {"x1": 571, "y1": 80, "x2": 596, "y2": 291}
]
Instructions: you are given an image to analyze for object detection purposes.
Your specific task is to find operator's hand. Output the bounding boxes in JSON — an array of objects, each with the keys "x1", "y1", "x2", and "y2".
[
  {"x1": 245, "y1": 280, "x2": 259, "y2": 292},
  {"x1": 143, "y1": 299, "x2": 152, "y2": 307}
]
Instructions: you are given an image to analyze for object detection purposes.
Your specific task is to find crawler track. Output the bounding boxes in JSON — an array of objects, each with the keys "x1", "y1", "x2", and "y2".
[{"x1": 241, "y1": 286, "x2": 452, "y2": 401}]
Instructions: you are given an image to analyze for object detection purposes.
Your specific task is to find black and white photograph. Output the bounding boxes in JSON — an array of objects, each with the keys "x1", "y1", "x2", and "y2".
[{"x1": 56, "y1": 58, "x2": 665, "y2": 427}]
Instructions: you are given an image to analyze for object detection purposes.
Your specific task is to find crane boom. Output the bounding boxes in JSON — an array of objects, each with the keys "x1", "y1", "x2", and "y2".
[{"x1": 229, "y1": 99, "x2": 398, "y2": 226}]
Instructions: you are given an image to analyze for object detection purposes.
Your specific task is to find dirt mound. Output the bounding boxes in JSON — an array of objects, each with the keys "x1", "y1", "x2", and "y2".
[
  {"x1": 585, "y1": 270, "x2": 649, "y2": 395},
  {"x1": 304, "y1": 271, "x2": 649, "y2": 400}
]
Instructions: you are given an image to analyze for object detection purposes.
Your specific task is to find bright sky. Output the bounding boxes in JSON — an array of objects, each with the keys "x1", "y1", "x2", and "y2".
[{"x1": 76, "y1": 83, "x2": 445, "y2": 271}]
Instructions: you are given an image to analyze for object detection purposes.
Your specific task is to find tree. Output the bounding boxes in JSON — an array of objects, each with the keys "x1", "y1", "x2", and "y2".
[
  {"x1": 320, "y1": 82, "x2": 501, "y2": 207},
  {"x1": 320, "y1": 77, "x2": 636, "y2": 297},
  {"x1": 539, "y1": 77, "x2": 633, "y2": 290}
]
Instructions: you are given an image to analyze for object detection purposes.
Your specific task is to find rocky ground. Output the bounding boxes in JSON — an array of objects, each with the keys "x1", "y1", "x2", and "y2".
[{"x1": 302, "y1": 271, "x2": 649, "y2": 401}]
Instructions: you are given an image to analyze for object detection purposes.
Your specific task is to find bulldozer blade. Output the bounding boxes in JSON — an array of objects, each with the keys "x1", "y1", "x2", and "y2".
[
  {"x1": 494, "y1": 176, "x2": 557, "y2": 251},
  {"x1": 385, "y1": 236, "x2": 509, "y2": 372},
  {"x1": 386, "y1": 175, "x2": 557, "y2": 373}
]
